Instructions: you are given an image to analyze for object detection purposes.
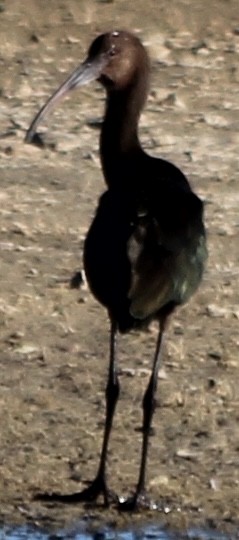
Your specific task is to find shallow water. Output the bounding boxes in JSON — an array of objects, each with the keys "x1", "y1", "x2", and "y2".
[{"x1": 0, "y1": 524, "x2": 234, "y2": 540}]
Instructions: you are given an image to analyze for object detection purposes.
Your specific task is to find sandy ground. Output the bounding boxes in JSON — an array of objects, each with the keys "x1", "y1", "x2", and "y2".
[{"x1": 0, "y1": 0, "x2": 239, "y2": 535}]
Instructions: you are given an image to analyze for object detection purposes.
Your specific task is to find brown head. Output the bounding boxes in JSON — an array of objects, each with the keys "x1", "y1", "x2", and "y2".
[
  {"x1": 25, "y1": 31, "x2": 150, "y2": 143},
  {"x1": 88, "y1": 31, "x2": 149, "y2": 92}
]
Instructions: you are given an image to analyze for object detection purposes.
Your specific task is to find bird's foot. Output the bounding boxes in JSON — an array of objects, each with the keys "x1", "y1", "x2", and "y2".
[
  {"x1": 34, "y1": 475, "x2": 116, "y2": 507},
  {"x1": 118, "y1": 490, "x2": 157, "y2": 512}
]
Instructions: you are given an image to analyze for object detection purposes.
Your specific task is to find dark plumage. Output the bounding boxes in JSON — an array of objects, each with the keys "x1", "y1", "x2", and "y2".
[{"x1": 26, "y1": 30, "x2": 207, "y2": 510}]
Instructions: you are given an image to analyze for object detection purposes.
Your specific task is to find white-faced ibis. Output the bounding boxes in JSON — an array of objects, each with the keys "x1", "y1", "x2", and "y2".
[{"x1": 25, "y1": 31, "x2": 207, "y2": 510}]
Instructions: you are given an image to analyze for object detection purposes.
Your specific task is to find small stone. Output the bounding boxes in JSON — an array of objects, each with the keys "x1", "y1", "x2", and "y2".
[
  {"x1": 30, "y1": 33, "x2": 39, "y2": 43},
  {"x1": 70, "y1": 270, "x2": 84, "y2": 289},
  {"x1": 14, "y1": 344, "x2": 41, "y2": 356},
  {"x1": 176, "y1": 448, "x2": 200, "y2": 461},
  {"x1": 208, "y1": 351, "x2": 222, "y2": 361},
  {"x1": 206, "y1": 304, "x2": 229, "y2": 318},
  {"x1": 209, "y1": 478, "x2": 220, "y2": 491}
]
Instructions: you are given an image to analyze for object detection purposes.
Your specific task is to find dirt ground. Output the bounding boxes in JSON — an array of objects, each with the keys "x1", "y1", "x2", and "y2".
[{"x1": 0, "y1": 0, "x2": 238, "y2": 535}]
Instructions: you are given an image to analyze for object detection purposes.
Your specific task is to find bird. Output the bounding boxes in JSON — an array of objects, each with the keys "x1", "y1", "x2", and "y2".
[{"x1": 25, "y1": 30, "x2": 207, "y2": 510}]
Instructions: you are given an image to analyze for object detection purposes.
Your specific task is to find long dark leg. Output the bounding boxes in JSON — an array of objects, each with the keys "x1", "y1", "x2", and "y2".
[
  {"x1": 119, "y1": 316, "x2": 167, "y2": 510},
  {"x1": 35, "y1": 318, "x2": 119, "y2": 506},
  {"x1": 83, "y1": 317, "x2": 120, "y2": 504}
]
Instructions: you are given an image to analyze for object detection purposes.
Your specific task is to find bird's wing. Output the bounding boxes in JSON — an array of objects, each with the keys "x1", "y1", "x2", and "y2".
[{"x1": 127, "y1": 190, "x2": 206, "y2": 320}]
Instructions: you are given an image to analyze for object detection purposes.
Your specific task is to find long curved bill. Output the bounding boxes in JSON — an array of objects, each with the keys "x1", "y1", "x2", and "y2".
[{"x1": 25, "y1": 54, "x2": 106, "y2": 143}]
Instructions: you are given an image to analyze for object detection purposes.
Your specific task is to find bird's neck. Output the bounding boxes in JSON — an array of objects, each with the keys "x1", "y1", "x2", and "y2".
[{"x1": 100, "y1": 75, "x2": 148, "y2": 187}]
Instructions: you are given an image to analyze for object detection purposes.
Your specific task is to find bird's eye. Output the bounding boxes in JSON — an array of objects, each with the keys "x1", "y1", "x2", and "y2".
[{"x1": 109, "y1": 47, "x2": 117, "y2": 57}]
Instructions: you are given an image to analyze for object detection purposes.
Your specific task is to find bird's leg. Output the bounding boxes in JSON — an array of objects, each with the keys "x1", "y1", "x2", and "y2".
[
  {"x1": 82, "y1": 317, "x2": 120, "y2": 505},
  {"x1": 34, "y1": 319, "x2": 119, "y2": 506},
  {"x1": 119, "y1": 316, "x2": 167, "y2": 511}
]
